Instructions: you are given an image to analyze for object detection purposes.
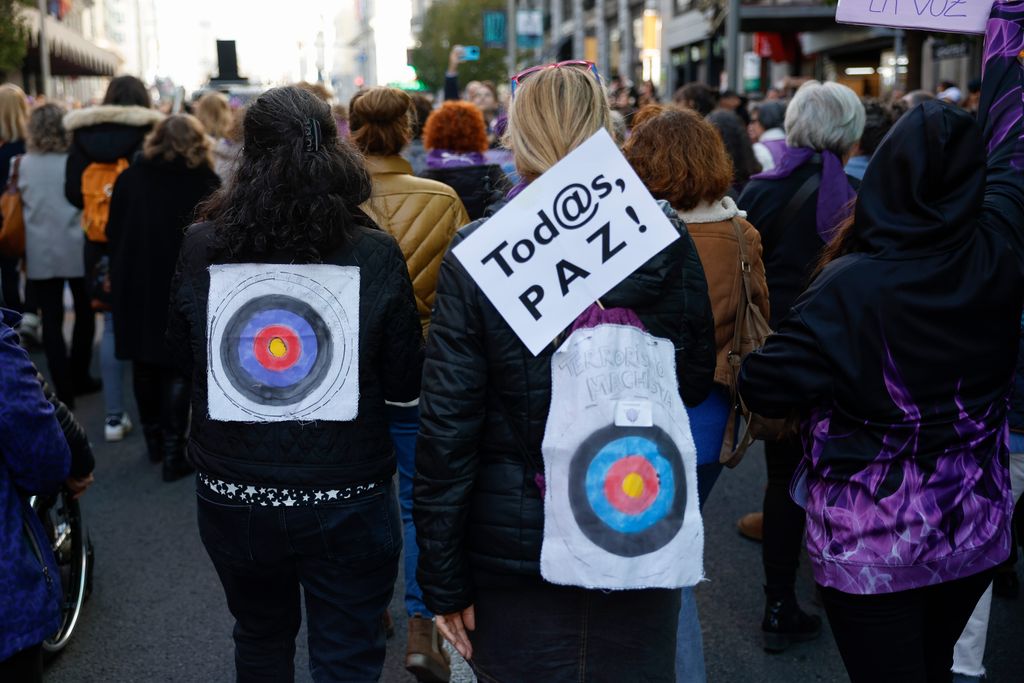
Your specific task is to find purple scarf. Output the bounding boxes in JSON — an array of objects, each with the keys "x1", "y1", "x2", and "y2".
[
  {"x1": 425, "y1": 149, "x2": 486, "y2": 170},
  {"x1": 752, "y1": 146, "x2": 855, "y2": 242},
  {"x1": 506, "y1": 180, "x2": 528, "y2": 200}
]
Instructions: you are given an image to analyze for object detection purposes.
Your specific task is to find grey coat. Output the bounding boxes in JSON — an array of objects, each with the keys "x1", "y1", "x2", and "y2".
[{"x1": 18, "y1": 152, "x2": 84, "y2": 280}]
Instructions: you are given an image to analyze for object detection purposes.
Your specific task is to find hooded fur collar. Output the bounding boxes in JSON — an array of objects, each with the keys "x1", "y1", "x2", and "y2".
[
  {"x1": 63, "y1": 105, "x2": 164, "y2": 132},
  {"x1": 677, "y1": 196, "x2": 747, "y2": 224}
]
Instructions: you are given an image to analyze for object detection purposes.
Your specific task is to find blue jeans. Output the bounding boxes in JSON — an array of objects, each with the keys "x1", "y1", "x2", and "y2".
[
  {"x1": 389, "y1": 404, "x2": 431, "y2": 617},
  {"x1": 676, "y1": 387, "x2": 730, "y2": 683},
  {"x1": 197, "y1": 483, "x2": 401, "y2": 682},
  {"x1": 101, "y1": 312, "x2": 125, "y2": 417}
]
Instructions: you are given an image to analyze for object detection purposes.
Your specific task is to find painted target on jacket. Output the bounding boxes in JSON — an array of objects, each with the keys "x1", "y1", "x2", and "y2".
[
  {"x1": 207, "y1": 265, "x2": 360, "y2": 423},
  {"x1": 221, "y1": 296, "x2": 331, "y2": 403},
  {"x1": 568, "y1": 425, "x2": 686, "y2": 557}
]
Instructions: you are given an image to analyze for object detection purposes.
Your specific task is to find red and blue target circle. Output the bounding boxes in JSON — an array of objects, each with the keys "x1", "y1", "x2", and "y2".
[
  {"x1": 569, "y1": 425, "x2": 686, "y2": 557},
  {"x1": 220, "y1": 295, "x2": 333, "y2": 406},
  {"x1": 238, "y1": 309, "x2": 318, "y2": 387},
  {"x1": 585, "y1": 438, "x2": 675, "y2": 534}
]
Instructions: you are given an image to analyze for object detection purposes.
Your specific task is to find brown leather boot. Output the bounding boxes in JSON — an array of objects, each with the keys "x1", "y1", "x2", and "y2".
[
  {"x1": 737, "y1": 511, "x2": 764, "y2": 542},
  {"x1": 405, "y1": 614, "x2": 451, "y2": 683}
]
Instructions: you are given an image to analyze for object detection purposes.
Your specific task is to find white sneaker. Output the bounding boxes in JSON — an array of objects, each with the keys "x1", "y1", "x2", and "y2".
[
  {"x1": 16, "y1": 312, "x2": 42, "y2": 347},
  {"x1": 104, "y1": 413, "x2": 133, "y2": 442}
]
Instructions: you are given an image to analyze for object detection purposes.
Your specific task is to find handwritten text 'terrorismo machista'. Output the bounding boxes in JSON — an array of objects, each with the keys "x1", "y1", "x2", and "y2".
[{"x1": 558, "y1": 340, "x2": 674, "y2": 405}]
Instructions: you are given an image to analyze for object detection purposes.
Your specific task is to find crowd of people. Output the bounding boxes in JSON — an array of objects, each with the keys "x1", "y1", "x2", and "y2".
[{"x1": 1, "y1": 1, "x2": 1023, "y2": 681}]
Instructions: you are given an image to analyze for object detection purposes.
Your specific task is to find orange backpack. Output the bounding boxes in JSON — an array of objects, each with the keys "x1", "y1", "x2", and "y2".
[{"x1": 81, "y1": 158, "x2": 129, "y2": 242}]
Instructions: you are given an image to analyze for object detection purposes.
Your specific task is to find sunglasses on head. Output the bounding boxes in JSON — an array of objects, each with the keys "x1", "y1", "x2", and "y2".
[{"x1": 510, "y1": 60, "x2": 601, "y2": 98}]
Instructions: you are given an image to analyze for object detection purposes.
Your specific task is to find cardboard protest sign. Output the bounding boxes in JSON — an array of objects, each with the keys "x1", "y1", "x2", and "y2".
[
  {"x1": 453, "y1": 129, "x2": 680, "y2": 355},
  {"x1": 836, "y1": 0, "x2": 993, "y2": 34}
]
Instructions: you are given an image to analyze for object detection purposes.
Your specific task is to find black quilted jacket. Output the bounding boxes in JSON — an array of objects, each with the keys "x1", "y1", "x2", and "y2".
[
  {"x1": 414, "y1": 203, "x2": 715, "y2": 615},
  {"x1": 166, "y1": 221, "x2": 423, "y2": 489}
]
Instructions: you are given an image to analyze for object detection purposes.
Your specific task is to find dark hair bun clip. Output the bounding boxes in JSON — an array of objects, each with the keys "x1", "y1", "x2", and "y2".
[{"x1": 304, "y1": 118, "x2": 322, "y2": 153}]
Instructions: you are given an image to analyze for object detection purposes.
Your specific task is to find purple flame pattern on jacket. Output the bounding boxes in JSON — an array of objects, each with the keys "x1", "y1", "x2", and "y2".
[{"x1": 793, "y1": 339, "x2": 1013, "y2": 594}]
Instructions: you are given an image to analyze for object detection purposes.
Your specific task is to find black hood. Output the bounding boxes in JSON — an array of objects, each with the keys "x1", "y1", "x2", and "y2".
[
  {"x1": 856, "y1": 101, "x2": 985, "y2": 255},
  {"x1": 73, "y1": 123, "x2": 149, "y2": 164},
  {"x1": 64, "y1": 105, "x2": 163, "y2": 164}
]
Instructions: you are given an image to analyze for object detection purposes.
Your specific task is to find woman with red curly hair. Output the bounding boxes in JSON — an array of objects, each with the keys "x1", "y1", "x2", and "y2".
[
  {"x1": 421, "y1": 101, "x2": 508, "y2": 219},
  {"x1": 624, "y1": 103, "x2": 770, "y2": 683}
]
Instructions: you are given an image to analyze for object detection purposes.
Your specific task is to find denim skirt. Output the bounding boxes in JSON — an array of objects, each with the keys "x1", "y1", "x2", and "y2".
[{"x1": 469, "y1": 581, "x2": 681, "y2": 682}]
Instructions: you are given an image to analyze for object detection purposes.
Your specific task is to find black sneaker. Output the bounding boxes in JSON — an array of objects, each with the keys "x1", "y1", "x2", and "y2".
[
  {"x1": 762, "y1": 594, "x2": 822, "y2": 653},
  {"x1": 993, "y1": 569, "x2": 1020, "y2": 599},
  {"x1": 73, "y1": 376, "x2": 103, "y2": 396}
]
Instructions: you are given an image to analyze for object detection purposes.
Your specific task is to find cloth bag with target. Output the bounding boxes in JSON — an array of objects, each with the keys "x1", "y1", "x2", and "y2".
[{"x1": 540, "y1": 304, "x2": 704, "y2": 590}]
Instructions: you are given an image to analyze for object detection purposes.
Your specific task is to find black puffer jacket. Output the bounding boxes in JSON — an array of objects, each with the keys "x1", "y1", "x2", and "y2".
[
  {"x1": 414, "y1": 202, "x2": 715, "y2": 615},
  {"x1": 166, "y1": 221, "x2": 423, "y2": 489},
  {"x1": 38, "y1": 373, "x2": 94, "y2": 480},
  {"x1": 421, "y1": 164, "x2": 509, "y2": 220}
]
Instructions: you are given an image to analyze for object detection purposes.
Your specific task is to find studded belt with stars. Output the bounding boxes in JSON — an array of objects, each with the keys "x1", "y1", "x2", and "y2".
[{"x1": 197, "y1": 473, "x2": 389, "y2": 507}]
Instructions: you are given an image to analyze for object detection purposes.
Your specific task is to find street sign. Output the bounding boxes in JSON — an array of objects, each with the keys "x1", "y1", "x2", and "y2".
[
  {"x1": 484, "y1": 11, "x2": 507, "y2": 49},
  {"x1": 517, "y1": 9, "x2": 544, "y2": 49}
]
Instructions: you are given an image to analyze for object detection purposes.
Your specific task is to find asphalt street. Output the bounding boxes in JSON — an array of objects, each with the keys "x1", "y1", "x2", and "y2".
[{"x1": 38, "y1": 356, "x2": 1024, "y2": 682}]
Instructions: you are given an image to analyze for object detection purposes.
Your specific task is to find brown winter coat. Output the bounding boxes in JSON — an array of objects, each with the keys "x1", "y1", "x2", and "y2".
[
  {"x1": 361, "y1": 155, "x2": 470, "y2": 335},
  {"x1": 681, "y1": 197, "x2": 770, "y2": 388}
]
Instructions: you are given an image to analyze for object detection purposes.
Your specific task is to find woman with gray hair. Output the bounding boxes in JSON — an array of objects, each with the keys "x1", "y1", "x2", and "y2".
[
  {"x1": 736, "y1": 79, "x2": 865, "y2": 654},
  {"x1": 749, "y1": 100, "x2": 787, "y2": 171},
  {"x1": 18, "y1": 104, "x2": 97, "y2": 407}
]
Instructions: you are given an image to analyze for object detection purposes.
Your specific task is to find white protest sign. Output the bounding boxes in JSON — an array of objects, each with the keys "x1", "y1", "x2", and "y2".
[
  {"x1": 453, "y1": 129, "x2": 680, "y2": 355},
  {"x1": 836, "y1": 0, "x2": 993, "y2": 34}
]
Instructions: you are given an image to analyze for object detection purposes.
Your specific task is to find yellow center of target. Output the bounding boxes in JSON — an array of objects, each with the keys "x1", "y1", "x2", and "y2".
[
  {"x1": 268, "y1": 337, "x2": 288, "y2": 358},
  {"x1": 622, "y1": 472, "x2": 645, "y2": 499}
]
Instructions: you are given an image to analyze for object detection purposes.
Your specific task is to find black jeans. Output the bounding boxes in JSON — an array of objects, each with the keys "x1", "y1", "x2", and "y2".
[
  {"x1": 0, "y1": 643, "x2": 42, "y2": 683},
  {"x1": 32, "y1": 278, "x2": 94, "y2": 405},
  {"x1": 470, "y1": 582, "x2": 681, "y2": 682},
  {"x1": 820, "y1": 570, "x2": 994, "y2": 683},
  {"x1": 197, "y1": 482, "x2": 401, "y2": 682},
  {"x1": 132, "y1": 362, "x2": 189, "y2": 461},
  {"x1": 0, "y1": 255, "x2": 21, "y2": 311},
  {"x1": 763, "y1": 436, "x2": 806, "y2": 600}
]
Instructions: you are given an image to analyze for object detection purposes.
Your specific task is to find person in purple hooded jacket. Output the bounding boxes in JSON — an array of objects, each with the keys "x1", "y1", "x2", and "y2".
[
  {"x1": 739, "y1": 3, "x2": 1024, "y2": 681},
  {"x1": 0, "y1": 304, "x2": 86, "y2": 681}
]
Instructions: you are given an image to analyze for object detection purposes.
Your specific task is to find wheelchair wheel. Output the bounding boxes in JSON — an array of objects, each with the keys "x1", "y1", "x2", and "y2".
[{"x1": 29, "y1": 491, "x2": 92, "y2": 654}]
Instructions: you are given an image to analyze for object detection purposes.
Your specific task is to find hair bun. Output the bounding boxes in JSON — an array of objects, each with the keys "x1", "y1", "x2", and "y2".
[
  {"x1": 348, "y1": 87, "x2": 414, "y2": 156},
  {"x1": 351, "y1": 87, "x2": 412, "y2": 125}
]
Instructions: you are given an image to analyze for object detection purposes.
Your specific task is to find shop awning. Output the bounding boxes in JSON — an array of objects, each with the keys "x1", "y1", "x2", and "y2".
[
  {"x1": 19, "y1": 6, "x2": 121, "y2": 77},
  {"x1": 740, "y1": 1, "x2": 838, "y2": 33}
]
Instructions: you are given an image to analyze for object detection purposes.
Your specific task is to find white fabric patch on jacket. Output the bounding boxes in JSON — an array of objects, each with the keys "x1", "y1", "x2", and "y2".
[
  {"x1": 540, "y1": 323, "x2": 704, "y2": 589},
  {"x1": 206, "y1": 263, "x2": 360, "y2": 423}
]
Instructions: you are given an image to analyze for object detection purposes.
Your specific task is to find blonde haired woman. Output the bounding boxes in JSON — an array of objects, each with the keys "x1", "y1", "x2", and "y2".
[
  {"x1": 195, "y1": 92, "x2": 240, "y2": 183},
  {"x1": 195, "y1": 92, "x2": 233, "y2": 139},
  {"x1": 414, "y1": 63, "x2": 715, "y2": 681},
  {"x1": 106, "y1": 115, "x2": 219, "y2": 481},
  {"x1": 0, "y1": 84, "x2": 34, "y2": 330},
  {"x1": 348, "y1": 85, "x2": 469, "y2": 682}
]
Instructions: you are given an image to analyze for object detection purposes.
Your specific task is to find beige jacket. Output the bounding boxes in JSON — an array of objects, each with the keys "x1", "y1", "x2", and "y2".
[
  {"x1": 681, "y1": 197, "x2": 770, "y2": 388},
  {"x1": 361, "y1": 155, "x2": 470, "y2": 336}
]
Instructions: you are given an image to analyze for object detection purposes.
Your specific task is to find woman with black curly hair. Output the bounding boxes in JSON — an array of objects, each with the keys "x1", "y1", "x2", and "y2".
[{"x1": 166, "y1": 86, "x2": 424, "y2": 680}]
